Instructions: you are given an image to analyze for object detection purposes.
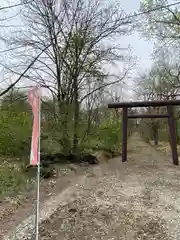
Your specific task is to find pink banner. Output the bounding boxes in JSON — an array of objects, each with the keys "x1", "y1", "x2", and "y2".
[{"x1": 28, "y1": 87, "x2": 41, "y2": 165}]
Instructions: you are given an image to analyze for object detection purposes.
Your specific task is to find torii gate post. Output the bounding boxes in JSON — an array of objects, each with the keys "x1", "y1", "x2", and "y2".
[
  {"x1": 108, "y1": 100, "x2": 180, "y2": 166},
  {"x1": 167, "y1": 105, "x2": 179, "y2": 165},
  {"x1": 122, "y1": 107, "x2": 128, "y2": 162}
]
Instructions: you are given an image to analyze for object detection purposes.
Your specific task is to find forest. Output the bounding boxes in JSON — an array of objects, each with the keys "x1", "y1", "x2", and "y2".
[{"x1": 0, "y1": 0, "x2": 180, "y2": 198}]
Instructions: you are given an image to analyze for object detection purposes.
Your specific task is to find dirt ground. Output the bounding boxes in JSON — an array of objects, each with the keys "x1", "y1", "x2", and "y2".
[
  {"x1": 3, "y1": 133, "x2": 180, "y2": 240},
  {"x1": 1, "y1": 166, "x2": 88, "y2": 240}
]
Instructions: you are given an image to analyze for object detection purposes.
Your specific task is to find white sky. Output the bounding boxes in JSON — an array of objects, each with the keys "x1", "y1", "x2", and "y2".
[
  {"x1": 119, "y1": 0, "x2": 154, "y2": 100},
  {"x1": 121, "y1": 0, "x2": 154, "y2": 71}
]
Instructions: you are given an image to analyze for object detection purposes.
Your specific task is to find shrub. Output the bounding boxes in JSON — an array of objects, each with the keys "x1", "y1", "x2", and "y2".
[
  {"x1": 97, "y1": 119, "x2": 122, "y2": 151},
  {"x1": 0, "y1": 159, "x2": 31, "y2": 197},
  {"x1": 79, "y1": 119, "x2": 123, "y2": 152},
  {"x1": 0, "y1": 110, "x2": 32, "y2": 156}
]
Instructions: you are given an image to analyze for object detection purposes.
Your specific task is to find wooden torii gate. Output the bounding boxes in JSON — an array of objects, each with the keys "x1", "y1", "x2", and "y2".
[{"x1": 108, "y1": 100, "x2": 180, "y2": 166}]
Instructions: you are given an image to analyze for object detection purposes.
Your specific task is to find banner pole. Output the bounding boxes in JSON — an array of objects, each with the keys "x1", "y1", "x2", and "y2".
[
  {"x1": 35, "y1": 160, "x2": 40, "y2": 240},
  {"x1": 35, "y1": 89, "x2": 41, "y2": 240}
]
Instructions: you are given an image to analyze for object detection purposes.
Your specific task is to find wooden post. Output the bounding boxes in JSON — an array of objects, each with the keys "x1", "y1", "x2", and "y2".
[
  {"x1": 122, "y1": 107, "x2": 128, "y2": 162},
  {"x1": 167, "y1": 105, "x2": 179, "y2": 165}
]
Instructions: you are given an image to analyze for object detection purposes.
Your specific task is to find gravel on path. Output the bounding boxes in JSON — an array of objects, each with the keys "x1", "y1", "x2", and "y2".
[{"x1": 4, "y1": 133, "x2": 180, "y2": 240}]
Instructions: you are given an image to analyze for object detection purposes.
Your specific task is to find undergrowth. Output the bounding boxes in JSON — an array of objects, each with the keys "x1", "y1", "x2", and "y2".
[{"x1": 0, "y1": 157, "x2": 33, "y2": 199}]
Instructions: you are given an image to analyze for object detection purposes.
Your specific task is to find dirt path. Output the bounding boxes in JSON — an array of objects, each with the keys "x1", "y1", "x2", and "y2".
[
  {"x1": 1, "y1": 165, "x2": 89, "y2": 240},
  {"x1": 3, "y1": 133, "x2": 180, "y2": 239}
]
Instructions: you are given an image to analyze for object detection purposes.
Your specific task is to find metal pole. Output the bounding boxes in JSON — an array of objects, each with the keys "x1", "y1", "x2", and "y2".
[
  {"x1": 35, "y1": 162, "x2": 40, "y2": 240},
  {"x1": 35, "y1": 89, "x2": 41, "y2": 240}
]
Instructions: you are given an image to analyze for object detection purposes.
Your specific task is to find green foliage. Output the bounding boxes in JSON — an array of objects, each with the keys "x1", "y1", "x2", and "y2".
[
  {"x1": 139, "y1": 119, "x2": 180, "y2": 144},
  {"x1": 97, "y1": 119, "x2": 122, "y2": 151},
  {"x1": 0, "y1": 110, "x2": 32, "y2": 156},
  {"x1": 0, "y1": 90, "x2": 136, "y2": 199},
  {"x1": 0, "y1": 159, "x2": 31, "y2": 197},
  {"x1": 80, "y1": 119, "x2": 124, "y2": 153}
]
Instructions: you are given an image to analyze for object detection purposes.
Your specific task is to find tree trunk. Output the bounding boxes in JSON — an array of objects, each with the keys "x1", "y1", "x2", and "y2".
[
  {"x1": 59, "y1": 101, "x2": 71, "y2": 154},
  {"x1": 72, "y1": 78, "x2": 79, "y2": 154},
  {"x1": 176, "y1": 120, "x2": 180, "y2": 144},
  {"x1": 153, "y1": 127, "x2": 159, "y2": 146},
  {"x1": 86, "y1": 109, "x2": 92, "y2": 134}
]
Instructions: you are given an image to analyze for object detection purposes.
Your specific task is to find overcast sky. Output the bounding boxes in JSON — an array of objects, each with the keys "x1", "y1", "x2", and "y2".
[
  {"x1": 121, "y1": 0, "x2": 154, "y2": 71},
  {"x1": 120, "y1": 0, "x2": 154, "y2": 99}
]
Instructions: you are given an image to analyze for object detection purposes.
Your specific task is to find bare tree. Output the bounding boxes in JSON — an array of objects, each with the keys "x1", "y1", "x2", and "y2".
[
  {"x1": 1, "y1": 0, "x2": 134, "y2": 153},
  {"x1": 140, "y1": 0, "x2": 180, "y2": 43}
]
